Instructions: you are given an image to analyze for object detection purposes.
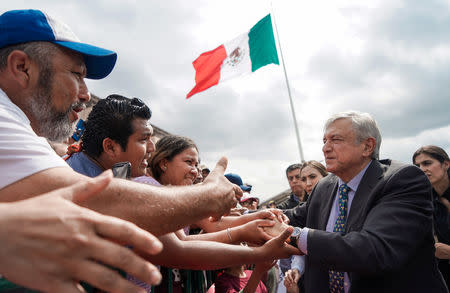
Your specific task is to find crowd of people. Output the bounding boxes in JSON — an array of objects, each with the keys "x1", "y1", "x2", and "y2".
[{"x1": 0, "y1": 8, "x2": 448, "y2": 293}]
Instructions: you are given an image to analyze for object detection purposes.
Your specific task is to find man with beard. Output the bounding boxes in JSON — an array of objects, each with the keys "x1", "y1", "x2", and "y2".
[{"x1": 0, "y1": 9, "x2": 243, "y2": 292}]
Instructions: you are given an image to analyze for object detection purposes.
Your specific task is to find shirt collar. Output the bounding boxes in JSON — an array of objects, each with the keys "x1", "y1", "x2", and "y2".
[
  {"x1": 0, "y1": 87, "x2": 32, "y2": 126},
  {"x1": 338, "y1": 160, "x2": 373, "y2": 192}
]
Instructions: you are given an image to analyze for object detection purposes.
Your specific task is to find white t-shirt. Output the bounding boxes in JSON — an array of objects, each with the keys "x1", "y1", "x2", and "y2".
[{"x1": 0, "y1": 88, "x2": 68, "y2": 190}]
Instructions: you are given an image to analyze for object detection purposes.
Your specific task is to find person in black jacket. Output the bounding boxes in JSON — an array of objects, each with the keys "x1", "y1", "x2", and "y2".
[
  {"x1": 277, "y1": 164, "x2": 306, "y2": 210},
  {"x1": 284, "y1": 111, "x2": 447, "y2": 293},
  {"x1": 276, "y1": 163, "x2": 306, "y2": 293}
]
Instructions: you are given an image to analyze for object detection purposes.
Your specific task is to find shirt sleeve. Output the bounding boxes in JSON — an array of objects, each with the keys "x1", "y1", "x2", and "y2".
[
  {"x1": 297, "y1": 227, "x2": 309, "y2": 254},
  {"x1": 291, "y1": 255, "x2": 306, "y2": 275},
  {"x1": 0, "y1": 103, "x2": 68, "y2": 190}
]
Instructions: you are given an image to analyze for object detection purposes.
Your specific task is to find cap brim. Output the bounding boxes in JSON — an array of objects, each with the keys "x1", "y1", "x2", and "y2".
[
  {"x1": 55, "y1": 41, "x2": 117, "y2": 80},
  {"x1": 240, "y1": 197, "x2": 259, "y2": 203},
  {"x1": 240, "y1": 185, "x2": 251, "y2": 192}
]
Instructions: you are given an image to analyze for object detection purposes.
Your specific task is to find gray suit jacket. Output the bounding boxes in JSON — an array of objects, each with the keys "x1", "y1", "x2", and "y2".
[{"x1": 285, "y1": 159, "x2": 448, "y2": 293}]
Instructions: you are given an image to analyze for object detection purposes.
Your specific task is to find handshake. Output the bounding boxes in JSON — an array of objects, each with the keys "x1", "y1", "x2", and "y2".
[{"x1": 262, "y1": 214, "x2": 300, "y2": 248}]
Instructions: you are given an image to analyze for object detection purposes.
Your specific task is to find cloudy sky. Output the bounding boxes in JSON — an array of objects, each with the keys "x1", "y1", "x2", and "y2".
[{"x1": 6, "y1": 0, "x2": 450, "y2": 202}]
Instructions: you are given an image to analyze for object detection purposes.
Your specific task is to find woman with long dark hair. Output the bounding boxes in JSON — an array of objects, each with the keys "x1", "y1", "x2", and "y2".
[{"x1": 413, "y1": 145, "x2": 450, "y2": 288}]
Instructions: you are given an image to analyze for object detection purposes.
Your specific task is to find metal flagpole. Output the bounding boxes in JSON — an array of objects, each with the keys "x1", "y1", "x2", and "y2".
[{"x1": 270, "y1": 4, "x2": 305, "y2": 163}]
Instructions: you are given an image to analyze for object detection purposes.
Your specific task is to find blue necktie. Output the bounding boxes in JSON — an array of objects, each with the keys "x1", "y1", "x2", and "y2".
[{"x1": 329, "y1": 183, "x2": 350, "y2": 293}]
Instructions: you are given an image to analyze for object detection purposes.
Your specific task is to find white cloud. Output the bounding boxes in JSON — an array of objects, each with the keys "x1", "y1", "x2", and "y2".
[{"x1": 3, "y1": 0, "x2": 449, "y2": 202}]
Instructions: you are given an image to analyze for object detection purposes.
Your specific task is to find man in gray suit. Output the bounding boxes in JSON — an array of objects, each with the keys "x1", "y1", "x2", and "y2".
[{"x1": 285, "y1": 111, "x2": 448, "y2": 293}]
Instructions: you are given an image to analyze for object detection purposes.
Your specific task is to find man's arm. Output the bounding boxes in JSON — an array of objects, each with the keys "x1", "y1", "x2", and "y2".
[
  {"x1": 0, "y1": 157, "x2": 242, "y2": 236},
  {"x1": 306, "y1": 165, "x2": 434, "y2": 274},
  {"x1": 183, "y1": 219, "x2": 275, "y2": 245},
  {"x1": 0, "y1": 171, "x2": 162, "y2": 293},
  {"x1": 276, "y1": 198, "x2": 292, "y2": 210},
  {"x1": 284, "y1": 202, "x2": 308, "y2": 228},
  {"x1": 146, "y1": 228, "x2": 300, "y2": 270},
  {"x1": 195, "y1": 210, "x2": 276, "y2": 233}
]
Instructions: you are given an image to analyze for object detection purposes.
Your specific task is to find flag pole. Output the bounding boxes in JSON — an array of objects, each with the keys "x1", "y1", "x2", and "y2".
[{"x1": 270, "y1": 4, "x2": 305, "y2": 163}]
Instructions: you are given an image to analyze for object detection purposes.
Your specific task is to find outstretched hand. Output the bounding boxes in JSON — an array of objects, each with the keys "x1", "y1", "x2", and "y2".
[
  {"x1": 203, "y1": 157, "x2": 243, "y2": 221},
  {"x1": 266, "y1": 208, "x2": 290, "y2": 224},
  {"x1": 255, "y1": 226, "x2": 302, "y2": 262},
  {"x1": 0, "y1": 170, "x2": 163, "y2": 293},
  {"x1": 251, "y1": 209, "x2": 277, "y2": 221},
  {"x1": 236, "y1": 219, "x2": 275, "y2": 245}
]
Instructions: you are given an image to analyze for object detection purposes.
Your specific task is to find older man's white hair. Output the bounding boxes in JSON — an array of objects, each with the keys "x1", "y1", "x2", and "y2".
[{"x1": 324, "y1": 111, "x2": 382, "y2": 160}]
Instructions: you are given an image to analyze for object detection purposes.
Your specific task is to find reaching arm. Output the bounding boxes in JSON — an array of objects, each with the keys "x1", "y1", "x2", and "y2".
[
  {"x1": 0, "y1": 157, "x2": 242, "y2": 236},
  {"x1": 146, "y1": 227, "x2": 300, "y2": 270},
  {"x1": 184, "y1": 219, "x2": 275, "y2": 245},
  {"x1": 284, "y1": 203, "x2": 308, "y2": 228},
  {"x1": 196, "y1": 210, "x2": 276, "y2": 232},
  {"x1": 0, "y1": 171, "x2": 162, "y2": 293}
]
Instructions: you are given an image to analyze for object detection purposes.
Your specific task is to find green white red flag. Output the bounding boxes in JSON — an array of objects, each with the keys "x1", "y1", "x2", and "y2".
[{"x1": 186, "y1": 14, "x2": 279, "y2": 98}]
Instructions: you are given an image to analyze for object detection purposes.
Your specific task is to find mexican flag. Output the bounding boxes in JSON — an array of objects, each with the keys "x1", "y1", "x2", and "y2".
[{"x1": 186, "y1": 14, "x2": 279, "y2": 98}]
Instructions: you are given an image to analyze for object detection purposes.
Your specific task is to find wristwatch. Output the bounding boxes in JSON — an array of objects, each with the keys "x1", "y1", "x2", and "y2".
[{"x1": 289, "y1": 226, "x2": 302, "y2": 248}]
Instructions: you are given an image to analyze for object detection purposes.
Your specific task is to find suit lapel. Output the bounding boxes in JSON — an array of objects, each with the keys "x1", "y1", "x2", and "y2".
[
  {"x1": 318, "y1": 176, "x2": 339, "y2": 230},
  {"x1": 346, "y1": 160, "x2": 384, "y2": 231}
]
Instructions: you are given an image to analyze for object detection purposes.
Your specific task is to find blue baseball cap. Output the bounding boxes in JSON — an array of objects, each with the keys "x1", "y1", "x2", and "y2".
[
  {"x1": 225, "y1": 173, "x2": 252, "y2": 192},
  {"x1": 0, "y1": 9, "x2": 117, "y2": 79}
]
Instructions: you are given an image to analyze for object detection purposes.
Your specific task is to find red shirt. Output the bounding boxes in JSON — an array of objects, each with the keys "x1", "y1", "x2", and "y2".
[{"x1": 214, "y1": 270, "x2": 267, "y2": 293}]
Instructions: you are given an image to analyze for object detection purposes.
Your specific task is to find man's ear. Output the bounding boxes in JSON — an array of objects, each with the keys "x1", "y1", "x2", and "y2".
[
  {"x1": 6, "y1": 50, "x2": 36, "y2": 88},
  {"x1": 102, "y1": 138, "x2": 122, "y2": 158},
  {"x1": 362, "y1": 137, "x2": 376, "y2": 158}
]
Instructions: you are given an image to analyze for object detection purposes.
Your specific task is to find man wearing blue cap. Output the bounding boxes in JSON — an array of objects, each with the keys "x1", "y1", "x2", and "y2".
[
  {"x1": 0, "y1": 9, "x2": 244, "y2": 293},
  {"x1": 225, "y1": 173, "x2": 252, "y2": 193}
]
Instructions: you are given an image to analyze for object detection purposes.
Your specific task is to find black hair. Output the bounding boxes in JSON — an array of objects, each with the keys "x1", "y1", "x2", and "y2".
[
  {"x1": 82, "y1": 94, "x2": 152, "y2": 158},
  {"x1": 285, "y1": 163, "x2": 302, "y2": 177}
]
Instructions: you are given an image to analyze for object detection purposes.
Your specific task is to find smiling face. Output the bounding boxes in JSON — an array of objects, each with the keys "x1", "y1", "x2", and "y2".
[
  {"x1": 300, "y1": 165, "x2": 324, "y2": 195},
  {"x1": 115, "y1": 118, "x2": 154, "y2": 178},
  {"x1": 414, "y1": 153, "x2": 449, "y2": 187},
  {"x1": 322, "y1": 118, "x2": 373, "y2": 182},
  {"x1": 28, "y1": 45, "x2": 90, "y2": 141},
  {"x1": 159, "y1": 147, "x2": 199, "y2": 186}
]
